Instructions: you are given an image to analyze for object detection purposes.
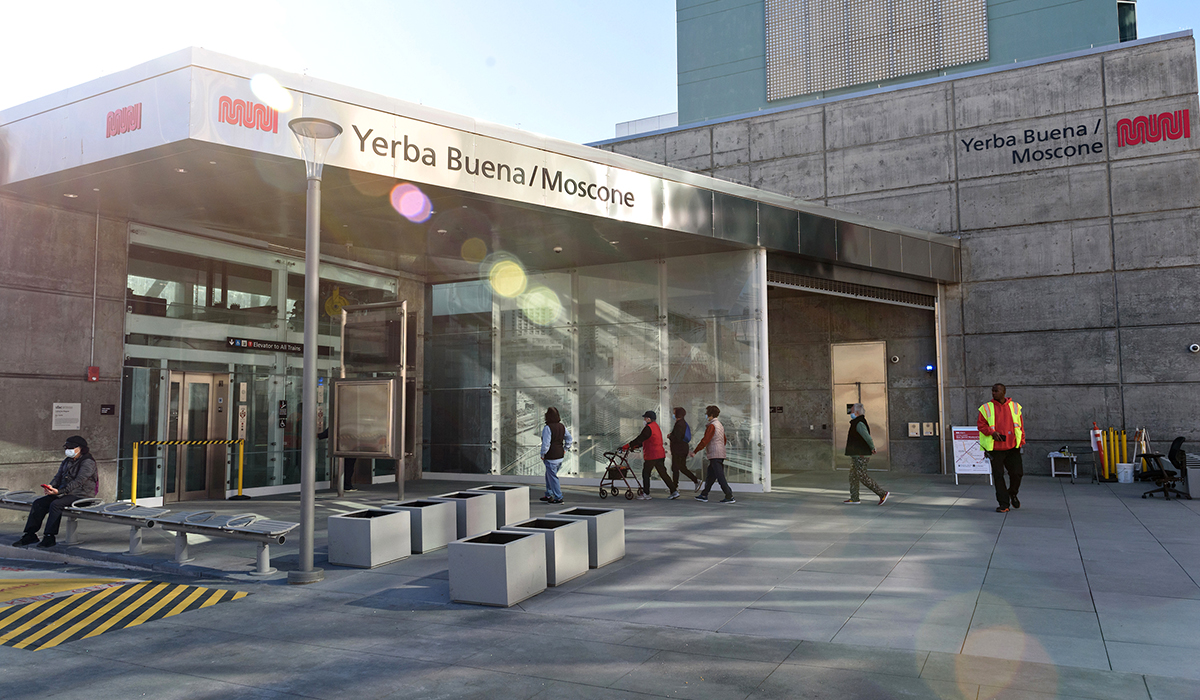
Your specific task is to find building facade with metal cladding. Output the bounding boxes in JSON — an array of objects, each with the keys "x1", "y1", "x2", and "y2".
[
  {"x1": 595, "y1": 22, "x2": 1200, "y2": 479},
  {"x1": 0, "y1": 48, "x2": 958, "y2": 506}
]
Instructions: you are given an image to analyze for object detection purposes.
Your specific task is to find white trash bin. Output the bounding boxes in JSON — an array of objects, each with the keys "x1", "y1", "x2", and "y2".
[{"x1": 1116, "y1": 463, "x2": 1135, "y2": 483}]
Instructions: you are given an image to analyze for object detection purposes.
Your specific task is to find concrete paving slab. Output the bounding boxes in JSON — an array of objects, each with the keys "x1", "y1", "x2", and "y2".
[
  {"x1": 782, "y1": 639, "x2": 929, "y2": 678},
  {"x1": 719, "y1": 607, "x2": 850, "y2": 641},
  {"x1": 617, "y1": 625, "x2": 800, "y2": 663},
  {"x1": 749, "y1": 585, "x2": 870, "y2": 617},
  {"x1": 1094, "y1": 591, "x2": 1200, "y2": 648},
  {"x1": 978, "y1": 583, "x2": 1096, "y2": 612},
  {"x1": 610, "y1": 648, "x2": 781, "y2": 700},
  {"x1": 920, "y1": 651, "x2": 1151, "y2": 700},
  {"x1": 459, "y1": 632, "x2": 658, "y2": 687},
  {"x1": 961, "y1": 627, "x2": 1110, "y2": 670},
  {"x1": 752, "y1": 662, "x2": 976, "y2": 700},
  {"x1": 831, "y1": 616, "x2": 970, "y2": 654}
]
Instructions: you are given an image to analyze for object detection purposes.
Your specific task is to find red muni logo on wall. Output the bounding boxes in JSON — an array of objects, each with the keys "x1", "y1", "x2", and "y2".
[
  {"x1": 106, "y1": 103, "x2": 142, "y2": 138},
  {"x1": 1116, "y1": 109, "x2": 1191, "y2": 147},
  {"x1": 218, "y1": 96, "x2": 279, "y2": 133}
]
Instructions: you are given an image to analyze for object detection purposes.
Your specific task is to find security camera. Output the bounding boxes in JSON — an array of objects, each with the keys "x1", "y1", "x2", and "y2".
[
  {"x1": 890, "y1": 356, "x2": 899, "y2": 364},
  {"x1": 1190, "y1": 343, "x2": 1200, "y2": 354}
]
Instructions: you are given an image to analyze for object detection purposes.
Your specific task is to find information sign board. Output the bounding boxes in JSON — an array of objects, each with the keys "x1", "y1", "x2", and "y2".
[{"x1": 952, "y1": 426, "x2": 993, "y2": 485}]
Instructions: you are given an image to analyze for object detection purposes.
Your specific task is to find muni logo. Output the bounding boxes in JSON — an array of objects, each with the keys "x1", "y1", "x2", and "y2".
[
  {"x1": 217, "y1": 95, "x2": 279, "y2": 133},
  {"x1": 1116, "y1": 109, "x2": 1191, "y2": 147},
  {"x1": 105, "y1": 103, "x2": 142, "y2": 138}
]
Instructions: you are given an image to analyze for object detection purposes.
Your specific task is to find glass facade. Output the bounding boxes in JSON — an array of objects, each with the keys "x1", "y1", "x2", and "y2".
[
  {"x1": 118, "y1": 226, "x2": 398, "y2": 501},
  {"x1": 425, "y1": 250, "x2": 767, "y2": 487}
]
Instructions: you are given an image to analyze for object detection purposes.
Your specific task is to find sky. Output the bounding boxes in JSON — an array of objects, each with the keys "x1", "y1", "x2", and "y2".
[{"x1": 0, "y1": 1, "x2": 1197, "y2": 145}]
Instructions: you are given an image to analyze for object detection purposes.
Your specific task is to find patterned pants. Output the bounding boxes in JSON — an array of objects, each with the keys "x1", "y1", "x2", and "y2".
[{"x1": 849, "y1": 455, "x2": 886, "y2": 501}]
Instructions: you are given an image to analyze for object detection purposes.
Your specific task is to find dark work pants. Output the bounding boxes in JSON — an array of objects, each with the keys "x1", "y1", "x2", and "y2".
[
  {"x1": 670, "y1": 450, "x2": 700, "y2": 486},
  {"x1": 24, "y1": 494, "x2": 80, "y2": 537},
  {"x1": 989, "y1": 449, "x2": 1023, "y2": 508},
  {"x1": 642, "y1": 458, "x2": 677, "y2": 494},
  {"x1": 700, "y1": 458, "x2": 733, "y2": 499},
  {"x1": 343, "y1": 458, "x2": 357, "y2": 489}
]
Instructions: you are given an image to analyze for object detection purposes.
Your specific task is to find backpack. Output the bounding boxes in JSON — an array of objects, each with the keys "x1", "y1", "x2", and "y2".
[{"x1": 683, "y1": 421, "x2": 692, "y2": 443}]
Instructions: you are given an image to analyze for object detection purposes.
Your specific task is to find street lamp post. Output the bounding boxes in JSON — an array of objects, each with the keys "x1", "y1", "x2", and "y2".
[{"x1": 287, "y1": 117, "x2": 342, "y2": 585}]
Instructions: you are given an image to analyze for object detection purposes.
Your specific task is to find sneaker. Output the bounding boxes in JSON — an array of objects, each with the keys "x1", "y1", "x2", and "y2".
[
  {"x1": 37, "y1": 535, "x2": 56, "y2": 548},
  {"x1": 13, "y1": 533, "x2": 38, "y2": 547},
  {"x1": 843, "y1": 499, "x2": 861, "y2": 504},
  {"x1": 669, "y1": 491, "x2": 681, "y2": 500},
  {"x1": 638, "y1": 493, "x2": 652, "y2": 501},
  {"x1": 1010, "y1": 495, "x2": 1020, "y2": 509},
  {"x1": 539, "y1": 496, "x2": 552, "y2": 502},
  {"x1": 720, "y1": 497, "x2": 737, "y2": 504},
  {"x1": 548, "y1": 498, "x2": 564, "y2": 504},
  {"x1": 996, "y1": 507, "x2": 1010, "y2": 513},
  {"x1": 693, "y1": 480, "x2": 702, "y2": 493},
  {"x1": 878, "y1": 492, "x2": 890, "y2": 506},
  {"x1": 344, "y1": 487, "x2": 358, "y2": 492},
  {"x1": 694, "y1": 495, "x2": 709, "y2": 502}
]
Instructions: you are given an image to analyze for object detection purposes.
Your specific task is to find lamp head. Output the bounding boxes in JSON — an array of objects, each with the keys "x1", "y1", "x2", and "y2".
[{"x1": 288, "y1": 117, "x2": 342, "y2": 180}]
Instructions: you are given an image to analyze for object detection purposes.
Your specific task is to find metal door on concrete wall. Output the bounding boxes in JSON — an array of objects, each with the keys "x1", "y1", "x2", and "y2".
[
  {"x1": 831, "y1": 342, "x2": 889, "y2": 471},
  {"x1": 165, "y1": 372, "x2": 227, "y2": 501}
]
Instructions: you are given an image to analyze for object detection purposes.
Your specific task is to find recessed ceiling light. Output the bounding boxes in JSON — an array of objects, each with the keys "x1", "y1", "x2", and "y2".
[
  {"x1": 342, "y1": 224, "x2": 348, "y2": 228},
  {"x1": 92, "y1": 188, "x2": 100, "y2": 192},
  {"x1": 610, "y1": 240, "x2": 619, "y2": 245},
  {"x1": 63, "y1": 193, "x2": 78, "y2": 198},
  {"x1": 175, "y1": 168, "x2": 187, "y2": 173},
  {"x1": 209, "y1": 161, "x2": 217, "y2": 165}
]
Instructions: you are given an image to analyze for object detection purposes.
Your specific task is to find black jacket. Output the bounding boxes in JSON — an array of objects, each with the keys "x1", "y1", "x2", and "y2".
[
  {"x1": 51, "y1": 454, "x2": 98, "y2": 498},
  {"x1": 668, "y1": 419, "x2": 691, "y2": 454}
]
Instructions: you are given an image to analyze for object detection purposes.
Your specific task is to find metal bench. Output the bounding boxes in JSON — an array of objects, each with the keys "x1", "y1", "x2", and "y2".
[
  {"x1": 146, "y1": 511, "x2": 299, "y2": 576},
  {"x1": 63, "y1": 498, "x2": 170, "y2": 555}
]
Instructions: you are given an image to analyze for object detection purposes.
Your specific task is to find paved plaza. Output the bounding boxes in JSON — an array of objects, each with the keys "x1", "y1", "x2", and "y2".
[{"x1": 2, "y1": 472, "x2": 1199, "y2": 699}]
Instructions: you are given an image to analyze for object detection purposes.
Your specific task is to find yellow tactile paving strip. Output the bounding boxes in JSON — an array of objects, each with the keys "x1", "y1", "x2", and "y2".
[{"x1": 0, "y1": 582, "x2": 248, "y2": 650}]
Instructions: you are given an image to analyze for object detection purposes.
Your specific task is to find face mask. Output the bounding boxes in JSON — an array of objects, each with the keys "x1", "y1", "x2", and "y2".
[{"x1": 65, "y1": 449, "x2": 77, "y2": 458}]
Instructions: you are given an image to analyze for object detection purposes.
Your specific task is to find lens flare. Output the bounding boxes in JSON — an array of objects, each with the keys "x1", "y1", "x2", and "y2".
[
  {"x1": 519, "y1": 286, "x2": 563, "y2": 326},
  {"x1": 249, "y1": 74, "x2": 294, "y2": 112},
  {"x1": 489, "y1": 259, "x2": 527, "y2": 298},
  {"x1": 390, "y1": 183, "x2": 433, "y2": 223},
  {"x1": 461, "y1": 237, "x2": 488, "y2": 263}
]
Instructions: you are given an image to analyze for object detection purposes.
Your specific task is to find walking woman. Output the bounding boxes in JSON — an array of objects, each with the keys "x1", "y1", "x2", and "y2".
[
  {"x1": 693, "y1": 405, "x2": 735, "y2": 503},
  {"x1": 844, "y1": 403, "x2": 890, "y2": 505},
  {"x1": 668, "y1": 407, "x2": 701, "y2": 492},
  {"x1": 540, "y1": 407, "x2": 572, "y2": 504},
  {"x1": 626, "y1": 410, "x2": 679, "y2": 500}
]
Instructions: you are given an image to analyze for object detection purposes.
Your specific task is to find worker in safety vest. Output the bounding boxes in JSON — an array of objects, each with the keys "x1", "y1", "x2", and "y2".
[{"x1": 977, "y1": 383, "x2": 1025, "y2": 513}]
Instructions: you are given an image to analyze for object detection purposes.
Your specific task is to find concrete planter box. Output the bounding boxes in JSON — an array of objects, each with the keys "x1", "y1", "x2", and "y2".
[
  {"x1": 448, "y1": 531, "x2": 546, "y2": 607},
  {"x1": 430, "y1": 491, "x2": 497, "y2": 539},
  {"x1": 380, "y1": 499, "x2": 456, "y2": 553},
  {"x1": 327, "y1": 509, "x2": 411, "y2": 569},
  {"x1": 501, "y1": 517, "x2": 588, "y2": 586},
  {"x1": 549, "y1": 507, "x2": 625, "y2": 568},
  {"x1": 467, "y1": 484, "x2": 530, "y2": 526}
]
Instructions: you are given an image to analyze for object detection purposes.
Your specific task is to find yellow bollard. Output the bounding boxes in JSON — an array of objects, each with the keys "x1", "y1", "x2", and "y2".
[
  {"x1": 230, "y1": 439, "x2": 251, "y2": 501},
  {"x1": 1121, "y1": 430, "x2": 1128, "y2": 465},
  {"x1": 131, "y1": 442, "x2": 139, "y2": 505}
]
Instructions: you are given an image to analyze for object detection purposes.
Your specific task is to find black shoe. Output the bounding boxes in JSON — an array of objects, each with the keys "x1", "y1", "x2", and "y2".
[
  {"x1": 720, "y1": 497, "x2": 737, "y2": 504},
  {"x1": 996, "y1": 507, "x2": 1010, "y2": 513},
  {"x1": 539, "y1": 496, "x2": 552, "y2": 502},
  {"x1": 37, "y1": 535, "x2": 56, "y2": 548},
  {"x1": 694, "y1": 495, "x2": 709, "y2": 502},
  {"x1": 548, "y1": 498, "x2": 564, "y2": 504},
  {"x1": 1010, "y1": 495, "x2": 1020, "y2": 509},
  {"x1": 13, "y1": 533, "x2": 38, "y2": 547}
]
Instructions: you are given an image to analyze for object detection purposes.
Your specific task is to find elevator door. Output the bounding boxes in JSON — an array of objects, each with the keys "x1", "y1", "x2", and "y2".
[
  {"x1": 831, "y1": 342, "x2": 890, "y2": 471},
  {"x1": 166, "y1": 372, "x2": 224, "y2": 501}
]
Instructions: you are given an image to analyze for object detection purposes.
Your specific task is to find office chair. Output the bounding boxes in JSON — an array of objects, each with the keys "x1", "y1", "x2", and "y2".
[{"x1": 1140, "y1": 437, "x2": 1191, "y2": 500}]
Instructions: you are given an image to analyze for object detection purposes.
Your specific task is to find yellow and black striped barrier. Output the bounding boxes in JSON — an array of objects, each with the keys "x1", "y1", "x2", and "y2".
[
  {"x1": 132, "y1": 439, "x2": 246, "y2": 504},
  {"x1": 0, "y1": 582, "x2": 247, "y2": 650}
]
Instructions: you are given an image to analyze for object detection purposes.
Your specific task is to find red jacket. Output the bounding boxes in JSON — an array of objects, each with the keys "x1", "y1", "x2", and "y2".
[{"x1": 628, "y1": 421, "x2": 666, "y2": 460}]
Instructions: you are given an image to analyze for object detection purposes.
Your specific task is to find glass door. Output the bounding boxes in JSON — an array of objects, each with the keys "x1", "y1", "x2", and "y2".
[
  {"x1": 831, "y1": 342, "x2": 890, "y2": 471},
  {"x1": 167, "y1": 372, "x2": 216, "y2": 501}
]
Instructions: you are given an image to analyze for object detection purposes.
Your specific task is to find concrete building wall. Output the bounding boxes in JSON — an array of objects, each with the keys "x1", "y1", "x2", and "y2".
[
  {"x1": 678, "y1": 0, "x2": 1123, "y2": 124},
  {"x1": 607, "y1": 34, "x2": 1200, "y2": 473},
  {"x1": 0, "y1": 194, "x2": 126, "y2": 514},
  {"x1": 768, "y1": 288, "x2": 940, "y2": 474}
]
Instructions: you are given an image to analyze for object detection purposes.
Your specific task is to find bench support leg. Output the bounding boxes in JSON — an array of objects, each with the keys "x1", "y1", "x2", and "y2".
[
  {"x1": 128, "y1": 526, "x2": 143, "y2": 556},
  {"x1": 173, "y1": 531, "x2": 194, "y2": 564},
  {"x1": 62, "y1": 517, "x2": 81, "y2": 546},
  {"x1": 248, "y1": 542, "x2": 276, "y2": 577}
]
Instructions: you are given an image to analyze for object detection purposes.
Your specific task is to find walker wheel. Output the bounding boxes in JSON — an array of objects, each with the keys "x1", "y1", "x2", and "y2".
[
  {"x1": 1142, "y1": 494, "x2": 1148, "y2": 498},
  {"x1": 625, "y1": 490, "x2": 635, "y2": 500},
  {"x1": 637, "y1": 488, "x2": 645, "y2": 496},
  {"x1": 599, "y1": 488, "x2": 608, "y2": 499},
  {"x1": 611, "y1": 487, "x2": 620, "y2": 496}
]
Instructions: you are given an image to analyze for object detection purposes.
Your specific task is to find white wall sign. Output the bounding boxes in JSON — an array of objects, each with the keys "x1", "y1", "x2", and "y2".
[
  {"x1": 952, "y1": 426, "x2": 992, "y2": 485},
  {"x1": 52, "y1": 403, "x2": 82, "y2": 431}
]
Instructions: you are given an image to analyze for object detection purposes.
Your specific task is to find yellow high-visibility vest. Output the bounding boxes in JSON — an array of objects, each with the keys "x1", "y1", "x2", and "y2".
[{"x1": 978, "y1": 400, "x2": 1024, "y2": 451}]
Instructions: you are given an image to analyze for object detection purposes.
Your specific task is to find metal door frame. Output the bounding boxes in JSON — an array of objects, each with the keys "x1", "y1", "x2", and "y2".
[{"x1": 166, "y1": 371, "x2": 219, "y2": 501}]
